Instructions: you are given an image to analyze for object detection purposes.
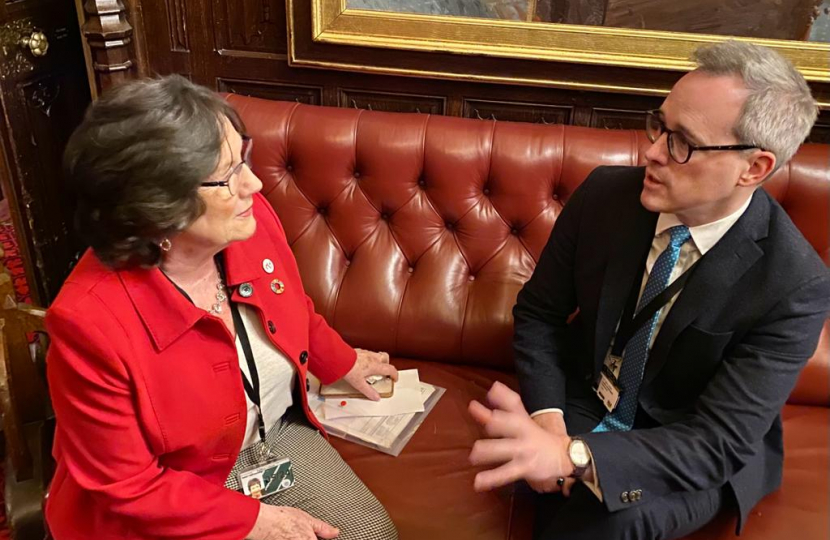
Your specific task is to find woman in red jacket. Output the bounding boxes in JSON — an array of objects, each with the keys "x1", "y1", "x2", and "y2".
[{"x1": 46, "y1": 75, "x2": 399, "y2": 540}]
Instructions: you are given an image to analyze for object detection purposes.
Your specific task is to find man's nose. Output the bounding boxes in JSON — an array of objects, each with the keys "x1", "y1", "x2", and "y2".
[{"x1": 645, "y1": 132, "x2": 669, "y2": 165}]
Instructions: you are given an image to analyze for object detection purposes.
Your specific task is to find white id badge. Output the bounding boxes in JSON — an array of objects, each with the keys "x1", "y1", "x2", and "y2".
[
  {"x1": 239, "y1": 458, "x2": 295, "y2": 499},
  {"x1": 595, "y1": 370, "x2": 621, "y2": 413}
]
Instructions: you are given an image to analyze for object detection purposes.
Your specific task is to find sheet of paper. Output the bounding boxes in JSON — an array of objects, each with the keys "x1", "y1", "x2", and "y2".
[
  {"x1": 313, "y1": 383, "x2": 438, "y2": 448},
  {"x1": 322, "y1": 369, "x2": 424, "y2": 419}
]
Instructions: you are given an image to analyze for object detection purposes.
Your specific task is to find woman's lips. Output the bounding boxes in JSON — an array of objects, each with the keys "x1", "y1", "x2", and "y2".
[{"x1": 237, "y1": 206, "x2": 253, "y2": 217}]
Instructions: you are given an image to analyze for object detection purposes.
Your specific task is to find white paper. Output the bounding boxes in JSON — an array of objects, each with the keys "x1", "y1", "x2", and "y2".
[
  {"x1": 322, "y1": 369, "x2": 424, "y2": 419},
  {"x1": 311, "y1": 382, "x2": 438, "y2": 448}
]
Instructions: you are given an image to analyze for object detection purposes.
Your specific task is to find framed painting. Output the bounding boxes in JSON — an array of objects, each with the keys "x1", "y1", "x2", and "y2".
[{"x1": 288, "y1": 0, "x2": 830, "y2": 102}]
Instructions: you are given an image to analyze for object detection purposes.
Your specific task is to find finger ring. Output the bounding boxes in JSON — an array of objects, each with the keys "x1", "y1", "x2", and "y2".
[{"x1": 557, "y1": 477, "x2": 565, "y2": 487}]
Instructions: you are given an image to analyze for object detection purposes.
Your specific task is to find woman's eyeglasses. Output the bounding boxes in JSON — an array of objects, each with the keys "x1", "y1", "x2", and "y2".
[{"x1": 200, "y1": 136, "x2": 253, "y2": 196}]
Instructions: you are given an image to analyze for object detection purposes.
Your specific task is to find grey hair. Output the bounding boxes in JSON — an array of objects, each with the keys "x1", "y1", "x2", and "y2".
[
  {"x1": 64, "y1": 75, "x2": 246, "y2": 268},
  {"x1": 692, "y1": 40, "x2": 817, "y2": 171}
]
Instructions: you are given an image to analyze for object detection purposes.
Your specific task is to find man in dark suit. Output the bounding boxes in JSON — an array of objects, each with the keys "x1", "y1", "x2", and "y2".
[{"x1": 468, "y1": 41, "x2": 830, "y2": 539}]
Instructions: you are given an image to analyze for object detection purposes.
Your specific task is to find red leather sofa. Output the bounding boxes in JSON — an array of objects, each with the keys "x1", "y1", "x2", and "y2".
[{"x1": 226, "y1": 94, "x2": 829, "y2": 540}]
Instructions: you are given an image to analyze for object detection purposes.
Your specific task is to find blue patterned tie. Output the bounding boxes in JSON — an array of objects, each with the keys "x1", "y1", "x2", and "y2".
[{"x1": 593, "y1": 225, "x2": 692, "y2": 432}]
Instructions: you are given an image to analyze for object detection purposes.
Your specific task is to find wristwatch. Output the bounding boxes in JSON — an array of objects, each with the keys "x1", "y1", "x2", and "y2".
[{"x1": 567, "y1": 438, "x2": 591, "y2": 479}]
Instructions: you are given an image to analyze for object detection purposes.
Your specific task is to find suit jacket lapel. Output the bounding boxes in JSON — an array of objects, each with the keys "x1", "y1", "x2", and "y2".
[
  {"x1": 594, "y1": 201, "x2": 658, "y2": 375},
  {"x1": 643, "y1": 191, "x2": 769, "y2": 386}
]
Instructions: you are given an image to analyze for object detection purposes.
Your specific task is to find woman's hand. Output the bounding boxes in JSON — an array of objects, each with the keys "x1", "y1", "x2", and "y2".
[
  {"x1": 341, "y1": 348, "x2": 399, "y2": 401},
  {"x1": 246, "y1": 504, "x2": 339, "y2": 540}
]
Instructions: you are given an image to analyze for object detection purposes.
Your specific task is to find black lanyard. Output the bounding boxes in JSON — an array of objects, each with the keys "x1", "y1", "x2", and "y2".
[
  {"x1": 213, "y1": 259, "x2": 268, "y2": 446},
  {"x1": 230, "y1": 301, "x2": 268, "y2": 447},
  {"x1": 611, "y1": 258, "x2": 701, "y2": 357}
]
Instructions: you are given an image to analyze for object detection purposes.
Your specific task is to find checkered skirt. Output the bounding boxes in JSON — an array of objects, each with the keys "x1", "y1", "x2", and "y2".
[{"x1": 225, "y1": 408, "x2": 398, "y2": 540}]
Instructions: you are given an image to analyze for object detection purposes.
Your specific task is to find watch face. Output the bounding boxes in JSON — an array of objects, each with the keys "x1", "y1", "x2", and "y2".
[{"x1": 570, "y1": 440, "x2": 591, "y2": 467}]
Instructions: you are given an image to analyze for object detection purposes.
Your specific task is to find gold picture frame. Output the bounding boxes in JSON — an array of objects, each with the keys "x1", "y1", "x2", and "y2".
[{"x1": 288, "y1": 0, "x2": 830, "y2": 103}]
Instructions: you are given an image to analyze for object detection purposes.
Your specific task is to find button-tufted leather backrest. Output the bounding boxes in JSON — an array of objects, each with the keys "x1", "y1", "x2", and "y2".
[{"x1": 226, "y1": 95, "x2": 830, "y2": 404}]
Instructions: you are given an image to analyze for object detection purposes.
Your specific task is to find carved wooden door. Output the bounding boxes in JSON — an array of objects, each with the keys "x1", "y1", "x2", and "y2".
[{"x1": 0, "y1": 0, "x2": 91, "y2": 304}]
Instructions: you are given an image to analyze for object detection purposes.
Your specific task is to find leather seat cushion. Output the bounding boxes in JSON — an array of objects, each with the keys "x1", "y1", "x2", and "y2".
[
  {"x1": 329, "y1": 358, "x2": 521, "y2": 540},
  {"x1": 681, "y1": 404, "x2": 829, "y2": 540},
  {"x1": 331, "y1": 361, "x2": 829, "y2": 540}
]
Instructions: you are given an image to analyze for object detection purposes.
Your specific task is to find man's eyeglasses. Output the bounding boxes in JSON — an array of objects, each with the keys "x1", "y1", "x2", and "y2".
[
  {"x1": 645, "y1": 111, "x2": 760, "y2": 164},
  {"x1": 200, "y1": 136, "x2": 253, "y2": 196}
]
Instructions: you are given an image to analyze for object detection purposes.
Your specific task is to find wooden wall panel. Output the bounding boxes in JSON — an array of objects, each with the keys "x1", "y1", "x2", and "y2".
[
  {"x1": 339, "y1": 89, "x2": 446, "y2": 114},
  {"x1": 590, "y1": 108, "x2": 651, "y2": 130},
  {"x1": 166, "y1": 0, "x2": 189, "y2": 52},
  {"x1": 218, "y1": 78, "x2": 323, "y2": 104},
  {"x1": 211, "y1": 0, "x2": 286, "y2": 55},
  {"x1": 462, "y1": 99, "x2": 573, "y2": 124},
  {"x1": 137, "y1": 0, "x2": 191, "y2": 77},
  {"x1": 0, "y1": 0, "x2": 92, "y2": 303}
]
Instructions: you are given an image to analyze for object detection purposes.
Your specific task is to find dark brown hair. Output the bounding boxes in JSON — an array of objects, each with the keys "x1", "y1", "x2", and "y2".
[{"x1": 64, "y1": 75, "x2": 245, "y2": 268}]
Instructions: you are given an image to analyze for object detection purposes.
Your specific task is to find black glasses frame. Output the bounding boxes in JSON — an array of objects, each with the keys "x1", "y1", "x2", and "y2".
[
  {"x1": 200, "y1": 135, "x2": 253, "y2": 195},
  {"x1": 645, "y1": 111, "x2": 760, "y2": 164}
]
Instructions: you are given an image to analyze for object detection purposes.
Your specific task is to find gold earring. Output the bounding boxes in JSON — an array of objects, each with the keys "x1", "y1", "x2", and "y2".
[{"x1": 159, "y1": 238, "x2": 172, "y2": 252}]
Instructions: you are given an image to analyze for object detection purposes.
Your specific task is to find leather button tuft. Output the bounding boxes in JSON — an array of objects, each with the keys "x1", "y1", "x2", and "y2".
[
  {"x1": 267, "y1": 320, "x2": 276, "y2": 334},
  {"x1": 381, "y1": 213, "x2": 389, "y2": 221},
  {"x1": 318, "y1": 207, "x2": 328, "y2": 215},
  {"x1": 510, "y1": 228, "x2": 519, "y2": 235},
  {"x1": 418, "y1": 178, "x2": 426, "y2": 188},
  {"x1": 408, "y1": 266, "x2": 414, "y2": 274},
  {"x1": 483, "y1": 187, "x2": 491, "y2": 196},
  {"x1": 468, "y1": 275, "x2": 476, "y2": 282},
  {"x1": 354, "y1": 171, "x2": 361, "y2": 178},
  {"x1": 446, "y1": 222, "x2": 454, "y2": 230},
  {"x1": 286, "y1": 164, "x2": 294, "y2": 172},
  {"x1": 552, "y1": 193, "x2": 559, "y2": 200},
  {"x1": 299, "y1": 351, "x2": 308, "y2": 364}
]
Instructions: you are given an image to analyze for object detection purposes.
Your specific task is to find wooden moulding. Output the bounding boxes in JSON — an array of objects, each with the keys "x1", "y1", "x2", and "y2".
[{"x1": 77, "y1": 0, "x2": 147, "y2": 96}]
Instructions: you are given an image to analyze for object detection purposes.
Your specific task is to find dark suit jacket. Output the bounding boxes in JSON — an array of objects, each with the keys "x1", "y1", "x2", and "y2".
[{"x1": 513, "y1": 166, "x2": 830, "y2": 531}]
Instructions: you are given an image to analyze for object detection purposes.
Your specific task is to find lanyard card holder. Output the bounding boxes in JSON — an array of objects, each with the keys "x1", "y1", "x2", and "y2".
[
  {"x1": 593, "y1": 258, "x2": 701, "y2": 413},
  {"x1": 595, "y1": 361, "x2": 622, "y2": 413},
  {"x1": 239, "y1": 455, "x2": 295, "y2": 499},
  {"x1": 230, "y1": 299, "x2": 296, "y2": 499}
]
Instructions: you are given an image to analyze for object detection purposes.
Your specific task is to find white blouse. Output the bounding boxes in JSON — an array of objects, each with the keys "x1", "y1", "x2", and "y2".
[{"x1": 234, "y1": 304, "x2": 297, "y2": 450}]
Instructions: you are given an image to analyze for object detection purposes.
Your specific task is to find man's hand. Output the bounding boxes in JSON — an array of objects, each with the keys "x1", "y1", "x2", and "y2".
[
  {"x1": 532, "y1": 411, "x2": 567, "y2": 436},
  {"x1": 246, "y1": 505, "x2": 339, "y2": 540},
  {"x1": 530, "y1": 412, "x2": 577, "y2": 496},
  {"x1": 468, "y1": 382, "x2": 573, "y2": 492},
  {"x1": 341, "y1": 348, "x2": 398, "y2": 401}
]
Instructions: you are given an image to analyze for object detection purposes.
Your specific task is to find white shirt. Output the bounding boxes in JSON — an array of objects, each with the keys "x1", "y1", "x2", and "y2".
[
  {"x1": 643, "y1": 194, "x2": 753, "y2": 345},
  {"x1": 530, "y1": 195, "x2": 753, "y2": 498},
  {"x1": 235, "y1": 304, "x2": 297, "y2": 450}
]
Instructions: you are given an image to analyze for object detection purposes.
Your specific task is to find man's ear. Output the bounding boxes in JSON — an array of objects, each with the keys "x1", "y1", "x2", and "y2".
[{"x1": 739, "y1": 150, "x2": 776, "y2": 187}]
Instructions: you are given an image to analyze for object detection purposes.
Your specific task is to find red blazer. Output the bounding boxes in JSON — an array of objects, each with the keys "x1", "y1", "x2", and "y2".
[{"x1": 45, "y1": 194, "x2": 357, "y2": 540}]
